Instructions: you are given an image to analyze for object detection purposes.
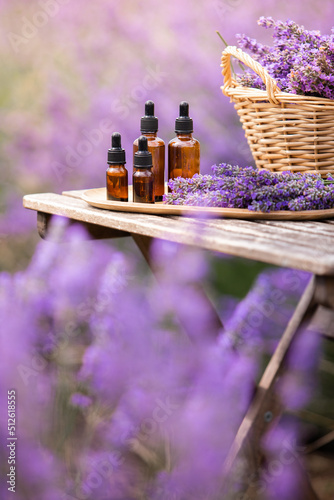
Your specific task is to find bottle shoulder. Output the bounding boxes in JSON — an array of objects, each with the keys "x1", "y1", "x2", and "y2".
[
  {"x1": 106, "y1": 164, "x2": 127, "y2": 172},
  {"x1": 134, "y1": 135, "x2": 165, "y2": 147},
  {"x1": 133, "y1": 168, "x2": 154, "y2": 178},
  {"x1": 153, "y1": 136, "x2": 165, "y2": 146},
  {"x1": 168, "y1": 135, "x2": 200, "y2": 148}
]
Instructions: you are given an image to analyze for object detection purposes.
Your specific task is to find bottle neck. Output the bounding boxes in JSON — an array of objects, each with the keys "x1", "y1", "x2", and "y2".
[
  {"x1": 107, "y1": 163, "x2": 126, "y2": 168},
  {"x1": 140, "y1": 131, "x2": 157, "y2": 138},
  {"x1": 176, "y1": 132, "x2": 193, "y2": 138},
  {"x1": 134, "y1": 165, "x2": 152, "y2": 170}
]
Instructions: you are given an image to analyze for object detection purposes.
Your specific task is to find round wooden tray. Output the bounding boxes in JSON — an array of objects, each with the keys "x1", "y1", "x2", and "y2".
[{"x1": 82, "y1": 187, "x2": 334, "y2": 220}]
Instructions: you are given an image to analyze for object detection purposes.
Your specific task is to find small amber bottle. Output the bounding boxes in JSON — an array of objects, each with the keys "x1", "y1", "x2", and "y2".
[
  {"x1": 106, "y1": 132, "x2": 128, "y2": 202},
  {"x1": 168, "y1": 101, "x2": 200, "y2": 183},
  {"x1": 133, "y1": 136, "x2": 154, "y2": 204},
  {"x1": 133, "y1": 101, "x2": 165, "y2": 202}
]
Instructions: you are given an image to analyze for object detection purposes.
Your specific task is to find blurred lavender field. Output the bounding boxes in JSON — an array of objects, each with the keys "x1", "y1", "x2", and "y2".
[
  {"x1": 0, "y1": 2, "x2": 334, "y2": 499},
  {"x1": 1, "y1": 0, "x2": 334, "y2": 245},
  {"x1": 0, "y1": 220, "x2": 323, "y2": 499}
]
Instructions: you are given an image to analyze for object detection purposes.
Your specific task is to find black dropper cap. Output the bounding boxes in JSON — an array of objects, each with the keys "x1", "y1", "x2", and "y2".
[
  {"x1": 140, "y1": 100, "x2": 158, "y2": 133},
  {"x1": 107, "y1": 132, "x2": 126, "y2": 165},
  {"x1": 175, "y1": 101, "x2": 193, "y2": 134},
  {"x1": 134, "y1": 136, "x2": 153, "y2": 168}
]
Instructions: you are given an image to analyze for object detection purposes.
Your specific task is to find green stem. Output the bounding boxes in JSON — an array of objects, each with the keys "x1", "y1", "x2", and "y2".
[
  {"x1": 216, "y1": 31, "x2": 228, "y2": 47},
  {"x1": 216, "y1": 31, "x2": 245, "y2": 75}
]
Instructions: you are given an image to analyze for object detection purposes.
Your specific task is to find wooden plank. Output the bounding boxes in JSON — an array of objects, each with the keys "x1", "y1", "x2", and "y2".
[
  {"x1": 170, "y1": 215, "x2": 334, "y2": 272},
  {"x1": 65, "y1": 190, "x2": 334, "y2": 243},
  {"x1": 258, "y1": 219, "x2": 334, "y2": 237},
  {"x1": 178, "y1": 217, "x2": 334, "y2": 254},
  {"x1": 23, "y1": 193, "x2": 334, "y2": 274},
  {"x1": 62, "y1": 189, "x2": 87, "y2": 200}
]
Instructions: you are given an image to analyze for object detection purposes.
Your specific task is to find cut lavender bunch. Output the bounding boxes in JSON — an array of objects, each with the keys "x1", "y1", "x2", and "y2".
[
  {"x1": 163, "y1": 163, "x2": 334, "y2": 212},
  {"x1": 236, "y1": 18, "x2": 334, "y2": 100}
]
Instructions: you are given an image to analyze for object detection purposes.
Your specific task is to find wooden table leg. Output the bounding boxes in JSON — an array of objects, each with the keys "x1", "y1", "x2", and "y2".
[
  {"x1": 37, "y1": 212, "x2": 130, "y2": 240},
  {"x1": 222, "y1": 275, "x2": 319, "y2": 499},
  {"x1": 131, "y1": 233, "x2": 224, "y2": 340}
]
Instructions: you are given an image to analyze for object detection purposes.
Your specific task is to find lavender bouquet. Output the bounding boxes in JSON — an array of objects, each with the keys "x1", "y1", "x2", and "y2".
[
  {"x1": 163, "y1": 164, "x2": 334, "y2": 212},
  {"x1": 236, "y1": 17, "x2": 334, "y2": 100}
]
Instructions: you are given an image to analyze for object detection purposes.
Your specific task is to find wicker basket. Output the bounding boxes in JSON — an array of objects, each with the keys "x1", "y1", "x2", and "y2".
[{"x1": 221, "y1": 46, "x2": 334, "y2": 176}]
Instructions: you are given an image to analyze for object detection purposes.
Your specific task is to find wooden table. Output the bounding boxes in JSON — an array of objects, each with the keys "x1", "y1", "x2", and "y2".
[{"x1": 23, "y1": 189, "x2": 334, "y2": 500}]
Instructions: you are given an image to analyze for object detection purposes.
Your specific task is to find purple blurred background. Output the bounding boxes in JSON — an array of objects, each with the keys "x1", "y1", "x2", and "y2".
[
  {"x1": 0, "y1": 4, "x2": 333, "y2": 497},
  {"x1": 1, "y1": 0, "x2": 334, "y2": 240}
]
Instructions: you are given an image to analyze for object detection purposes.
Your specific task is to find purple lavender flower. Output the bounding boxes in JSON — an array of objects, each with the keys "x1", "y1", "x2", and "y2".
[
  {"x1": 70, "y1": 392, "x2": 93, "y2": 408},
  {"x1": 236, "y1": 17, "x2": 334, "y2": 100},
  {"x1": 261, "y1": 421, "x2": 307, "y2": 500},
  {"x1": 278, "y1": 328, "x2": 321, "y2": 410},
  {"x1": 164, "y1": 163, "x2": 334, "y2": 211},
  {"x1": 222, "y1": 267, "x2": 310, "y2": 354}
]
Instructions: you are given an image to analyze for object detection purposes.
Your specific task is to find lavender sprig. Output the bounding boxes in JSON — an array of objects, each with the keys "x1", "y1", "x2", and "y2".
[
  {"x1": 236, "y1": 18, "x2": 334, "y2": 100},
  {"x1": 163, "y1": 163, "x2": 334, "y2": 212}
]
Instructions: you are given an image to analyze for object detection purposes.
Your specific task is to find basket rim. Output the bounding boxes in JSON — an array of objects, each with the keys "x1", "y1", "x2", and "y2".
[
  {"x1": 221, "y1": 46, "x2": 334, "y2": 107},
  {"x1": 222, "y1": 82, "x2": 334, "y2": 107}
]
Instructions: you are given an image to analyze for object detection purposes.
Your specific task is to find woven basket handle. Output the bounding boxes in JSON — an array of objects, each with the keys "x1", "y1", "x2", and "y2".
[{"x1": 221, "y1": 46, "x2": 280, "y2": 105}]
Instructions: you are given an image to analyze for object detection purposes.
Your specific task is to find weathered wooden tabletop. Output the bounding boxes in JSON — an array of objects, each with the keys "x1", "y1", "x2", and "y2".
[{"x1": 23, "y1": 189, "x2": 334, "y2": 275}]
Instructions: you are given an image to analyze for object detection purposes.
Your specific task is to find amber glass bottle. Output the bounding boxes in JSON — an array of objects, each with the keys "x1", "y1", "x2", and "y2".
[
  {"x1": 133, "y1": 101, "x2": 165, "y2": 201},
  {"x1": 168, "y1": 102, "x2": 200, "y2": 184},
  {"x1": 133, "y1": 136, "x2": 154, "y2": 204},
  {"x1": 106, "y1": 132, "x2": 128, "y2": 202}
]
